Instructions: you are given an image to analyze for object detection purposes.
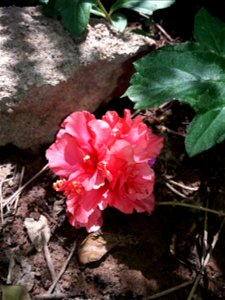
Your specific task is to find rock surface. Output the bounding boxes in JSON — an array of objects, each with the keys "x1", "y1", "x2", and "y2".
[{"x1": 0, "y1": 6, "x2": 155, "y2": 149}]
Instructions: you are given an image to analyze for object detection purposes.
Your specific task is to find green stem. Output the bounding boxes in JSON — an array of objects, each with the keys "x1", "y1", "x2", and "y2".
[
  {"x1": 156, "y1": 201, "x2": 225, "y2": 217},
  {"x1": 96, "y1": 0, "x2": 112, "y2": 24}
]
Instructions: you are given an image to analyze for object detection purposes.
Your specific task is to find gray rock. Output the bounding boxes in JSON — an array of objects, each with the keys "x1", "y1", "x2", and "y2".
[{"x1": 0, "y1": 6, "x2": 155, "y2": 150}]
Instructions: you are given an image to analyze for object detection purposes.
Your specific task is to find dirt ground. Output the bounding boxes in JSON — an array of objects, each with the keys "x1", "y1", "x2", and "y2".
[
  {"x1": 1, "y1": 100, "x2": 225, "y2": 300},
  {"x1": 1, "y1": 1, "x2": 225, "y2": 299}
]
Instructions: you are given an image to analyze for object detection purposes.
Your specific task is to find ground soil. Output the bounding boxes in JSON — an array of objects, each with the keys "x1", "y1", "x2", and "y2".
[
  {"x1": 1, "y1": 101, "x2": 225, "y2": 300},
  {"x1": 1, "y1": 1, "x2": 225, "y2": 300}
]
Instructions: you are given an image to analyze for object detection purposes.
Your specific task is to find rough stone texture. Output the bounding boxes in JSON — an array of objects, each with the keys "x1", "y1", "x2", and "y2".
[{"x1": 0, "y1": 6, "x2": 155, "y2": 150}]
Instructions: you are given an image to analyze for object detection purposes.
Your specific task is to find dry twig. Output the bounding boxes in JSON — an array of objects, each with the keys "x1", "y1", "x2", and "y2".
[
  {"x1": 4, "y1": 164, "x2": 48, "y2": 209},
  {"x1": 148, "y1": 279, "x2": 194, "y2": 299},
  {"x1": 155, "y1": 23, "x2": 174, "y2": 42},
  {"x1": 187, "y1": 217, "x2": 225, "y2": 299},
  {"x1": 48, "y1": 241, "x2": 77, "y2": 294},
  {"x1": 34, "y1": 292, "x2": 81, "y2": 299},
  {"x1": 157, "y1": 201, "x2": 225, "y2": 217},
  {"x1": 165, "y1": 182, "x2": 187, "y2": 198},
  {"x1": 14, "y1": 166, "x2": 25, "y2": 210},
  {"x1": 167, "y1": 179, "x2": 199, "y2": 191},
  {"x1": 42, "y1": 232, "x2": 56, "y2": 283}
]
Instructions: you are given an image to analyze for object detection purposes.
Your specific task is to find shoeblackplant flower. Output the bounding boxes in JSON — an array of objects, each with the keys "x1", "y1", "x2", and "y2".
[{"x1": 46, "y1": 110, "x2": 164, "y2": 232}]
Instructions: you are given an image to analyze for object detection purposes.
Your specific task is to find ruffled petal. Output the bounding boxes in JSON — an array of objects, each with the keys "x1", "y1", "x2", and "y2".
[
  {"x1": 66, "y1": 191, "x2": 103, "y2": 232},
  {"x1": 108, "y1": 163, "x2": 155, "y2": 214},
  {"x1": 59, "y1": 111, "x2": 95, "y2": 153},
  {"x1": 46, "y1": 109, "x2": 164, "y2": 232},
  {"x1": 88, "y1": 119, "x2": 111, "y2": 149},
  {"x1": 46, "y1": 134, "x2": 84, "y2": 177}
]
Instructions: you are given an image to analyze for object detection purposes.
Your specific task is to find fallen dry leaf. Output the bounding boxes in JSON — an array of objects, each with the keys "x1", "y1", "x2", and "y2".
[
  {"x1": 78, "y1": 231, "x2": 137, "y2": 264},
  {"x1": 78, "y1": 232, "x2": 109, "y2": 264},
  {"x1": 24, "y1": 215, "x2": 50, "y2": 251}
]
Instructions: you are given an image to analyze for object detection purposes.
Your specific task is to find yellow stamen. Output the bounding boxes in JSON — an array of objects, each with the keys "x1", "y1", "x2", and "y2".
[
  {"x1": 72, "y1": 180, "x2": 82, "y2": 194},
  {"x1": 53, "y1": 179, "x2": 65, "y2": 191},
  {"x1": 83, "y1": 155, "x2": 91, "y2": 162}
]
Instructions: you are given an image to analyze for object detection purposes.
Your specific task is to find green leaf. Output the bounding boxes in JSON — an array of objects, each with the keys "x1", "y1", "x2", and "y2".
[
  {"x1": 131, "y1": 29, "x2": 151, "y2": 37},
  {"x1": 185, "y1": 108, "x2": 225, "y2": 156},
  {"x1": 111, "y1": 13, "x2": 127, "y2": 32},
  {"x1": 2, "y1": 285, "x2": 31, "y2": 300},
  {"x1": 42, "y1": 0, "x2": 59, "y2": 17},
  {"x1": 39, "y1": 0, "x2": 49, "y2": 4},
  {"x1": 126, "y1": 8, "x2": 225, "y2": 156},
  {"x1": 126, "y1": 43, "x2": 225, "y2": 111},
  {"x1": 55, "y1": 0, "x2": 92, "y2": 37},
  {"x1": 110, "y1": 0, "x2": 176, "y2": 15},
  {"x1": 194, "y1": 8, "x2": 225, "y2": 57},
  {"x1": 91, "y1": 4, "x2": 105, "y2": 17}
]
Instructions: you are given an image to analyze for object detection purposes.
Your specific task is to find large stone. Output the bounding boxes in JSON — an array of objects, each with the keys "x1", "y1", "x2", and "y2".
[{"x1": 0, "y1": 6, "x2": 155, "y2": 149}]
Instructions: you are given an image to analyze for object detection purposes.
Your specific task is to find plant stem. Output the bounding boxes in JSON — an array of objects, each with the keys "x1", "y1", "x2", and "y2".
[
  {"x1": 156, "y1": 201, "x2": 225, "y2": 217},
  {"x1": 96, "y1": 0, "x2": 112, "y2": 24},
  {"x1": 187, "y1": 217, "x2": 225, "y2": 300},
  {"x1": 148, "y1": 280, "x2": 194, "y2": 299}
]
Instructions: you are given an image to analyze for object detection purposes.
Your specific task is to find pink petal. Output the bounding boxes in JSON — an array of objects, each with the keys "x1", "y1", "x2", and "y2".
[
  {"x1": 67, "y1": 193, "x2": 103, "y2": 232},
  {"x1": 46, "y1": 109, "x2": 164, "y2": 232},
  {"x1": 46, "y1": 134, "x2": 84, "y2": 178},
  {"x1": 102, "y1": 110, "x2": 120, "y2": 128},
  {"x1": 59, "y1": 111, "x2": 95, "y2": 152},
  {"x1": 108, "y1": 163, "x2": 155, "y2": 214},
  {"x1": 88, "y1": 119, "x2": 111, "y2": 149}
]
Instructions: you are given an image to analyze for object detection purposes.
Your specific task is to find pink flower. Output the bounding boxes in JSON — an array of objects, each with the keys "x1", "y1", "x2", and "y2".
[{"x1": 46, "y1": 110, "x2": 164, "y2": 232}]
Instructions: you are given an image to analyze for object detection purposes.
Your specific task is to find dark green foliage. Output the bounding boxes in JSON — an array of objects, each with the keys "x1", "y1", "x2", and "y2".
[
  {"x1": 126, "y1": 8, "x2": 225, "y2": 157},
  {"x1": 42, "y1": 0, "x2": 175, "y2": 36},
  {"x1": 43, "y1": 0, "x2": 92, "y2": 36}
]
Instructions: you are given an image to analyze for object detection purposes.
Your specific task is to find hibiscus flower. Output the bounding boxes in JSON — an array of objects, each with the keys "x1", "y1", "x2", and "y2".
[{"x1": 46, "y1": 109, "x2": 164, "y2": 232}]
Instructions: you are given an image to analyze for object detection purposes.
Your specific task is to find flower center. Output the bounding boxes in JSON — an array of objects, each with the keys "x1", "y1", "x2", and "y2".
[
  {"x1": 97, "y1": 161, "x2": 108, "y2": 173},
  {"x1": 83, "y1": 154, "x2": 96, "y2": 173},
  {"x1": 97, "y1": 161, "x2": 113, "y2": 181},
  {"x1": 53, "y1": 179, "x2": 83, "y2": 194}
]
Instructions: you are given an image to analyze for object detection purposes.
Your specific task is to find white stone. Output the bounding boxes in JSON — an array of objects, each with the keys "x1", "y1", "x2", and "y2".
[{"x1": 0, "y1": 6, "x2": 155, "y2": 149}]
